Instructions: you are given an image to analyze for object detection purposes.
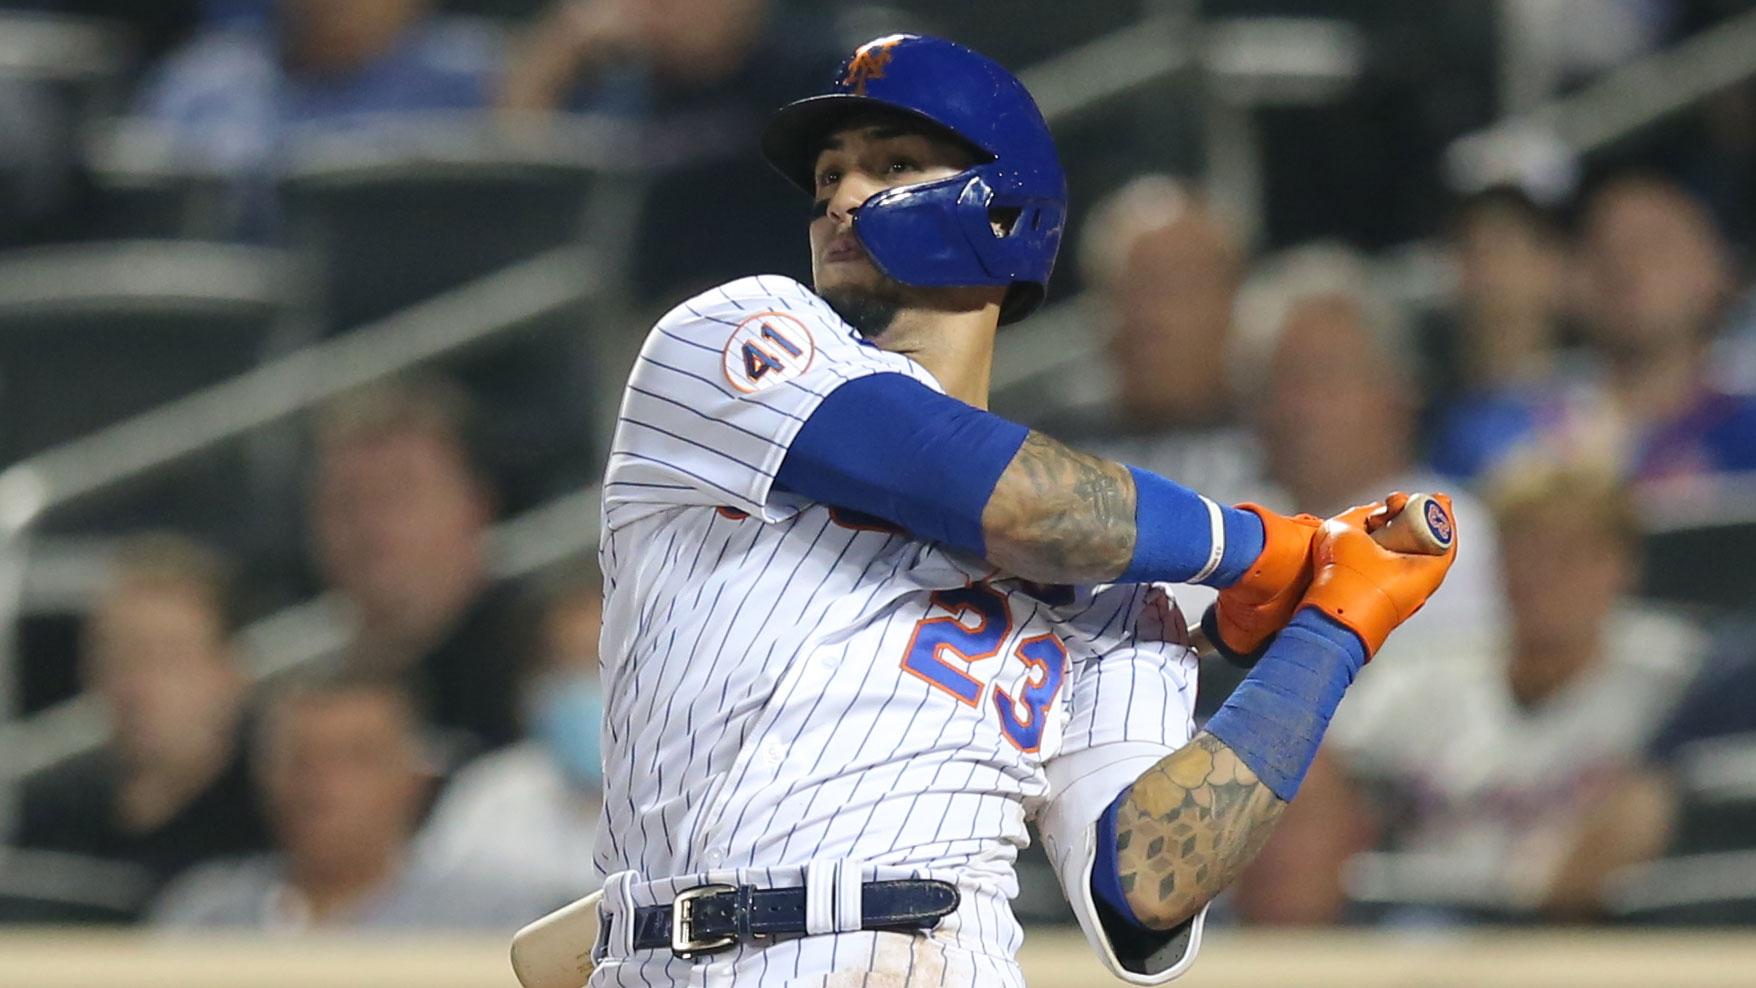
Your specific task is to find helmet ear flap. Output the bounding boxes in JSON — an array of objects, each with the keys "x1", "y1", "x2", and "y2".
[{"x1": 851, "y1": 169, "x2": 1063, "y2": 324}]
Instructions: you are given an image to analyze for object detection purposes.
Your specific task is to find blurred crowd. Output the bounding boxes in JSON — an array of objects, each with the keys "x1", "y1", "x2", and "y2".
[
  {"x1": 1060, "y1": 169, "x2": 1756, "y2": 928},
  {"x1": 7, "y1": 380, "x2": 609, "y2": 931},
  {"x1": 0, "y1": 0, "x2": 842, "y2": 298},
  {"x1": 1, "y1": 0, "x2": 1755, "y2": 943}
]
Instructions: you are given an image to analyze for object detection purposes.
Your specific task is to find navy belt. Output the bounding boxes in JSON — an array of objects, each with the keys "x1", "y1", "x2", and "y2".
[{"x1": 629, "y1": 879, "x2": 960, "y2": 958}]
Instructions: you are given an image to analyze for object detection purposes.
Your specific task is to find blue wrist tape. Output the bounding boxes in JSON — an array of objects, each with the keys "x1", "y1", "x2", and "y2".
[
  {"x1": 1202, "y1": 609, "x2": 1367, "y2": 801},
  {"x1": 776, "y1": 373, "x2": 1027, "y2": 555},
  {"x1": 1122, "y1": 466, "x2": 1265, "y2": 587},
  {"x1": 1090, "y1": 611, "x2": 1367, "y2": 925}
]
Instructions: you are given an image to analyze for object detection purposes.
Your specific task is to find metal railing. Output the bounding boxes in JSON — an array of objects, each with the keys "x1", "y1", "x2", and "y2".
[
  {"x1": 0, "y1": 245, "x2": 607, "y2": 781},
  {"x1": 0, "y1": 13, "x2": 131, "y2": 84},
  {"x1": 1019, "y1": 11, "x2": 1361, "y2": 245},
  {"x1": 1449, "y1": 6, "x2": 1756, "y2": 190},
  {"x1": 1017, "y1": 12, "x2": 1360, "y2": 124},
  {"x1": 0, "y1": 246, "x2": 599, "y2": 529}
]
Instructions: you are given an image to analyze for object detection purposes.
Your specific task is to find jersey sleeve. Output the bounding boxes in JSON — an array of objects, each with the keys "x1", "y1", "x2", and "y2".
[
  {"x1": 1037, "y1": 584, "x2": 1205, "y2": 984},
  {"x1": 602, "y1": 275, "x2": 944, "y2": 531}
]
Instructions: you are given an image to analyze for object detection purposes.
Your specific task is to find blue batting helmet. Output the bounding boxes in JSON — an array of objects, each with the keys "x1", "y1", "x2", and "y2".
[{"x1": 761, "y1": 34, "x2": 1067, "y2": 324}]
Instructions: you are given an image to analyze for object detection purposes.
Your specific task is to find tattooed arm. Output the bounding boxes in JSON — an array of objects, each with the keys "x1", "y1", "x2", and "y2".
[
  {"x1": 1113, "y1": 732, "x2": 1287, "y2": 929},
  {"x1": 980, "y1": 431, "x2": 1138, "y2": 584},
  {"x1": 778, "y1": 380, "x2": 1255, "y2": 587}
]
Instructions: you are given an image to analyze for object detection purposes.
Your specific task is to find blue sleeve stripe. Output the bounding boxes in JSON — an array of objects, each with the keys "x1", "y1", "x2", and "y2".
[{"x1": 604, "y1": 480, "x2": 696, "y2": 491}]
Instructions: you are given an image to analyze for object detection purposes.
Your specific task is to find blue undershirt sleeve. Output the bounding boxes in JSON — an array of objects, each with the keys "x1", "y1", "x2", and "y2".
[
  {"x1": 1091, "y1": 795, "x2": 1140, "y2": 925},
  {"x1": 775, "y1": 373, "x2": 1265, "y2": 587},
  {"x1": 775, "y1": 373, "x2": 1027, "y2": 555}
]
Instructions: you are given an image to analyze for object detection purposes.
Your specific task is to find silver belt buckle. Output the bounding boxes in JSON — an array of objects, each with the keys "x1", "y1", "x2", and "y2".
[{"x1": 671, "y1": 883, "x2": 738, "y2": 958}]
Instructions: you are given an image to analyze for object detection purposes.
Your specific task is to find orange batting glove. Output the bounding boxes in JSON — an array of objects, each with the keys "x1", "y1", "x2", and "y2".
[
  {"x1": 1199, "y1": 503, "x2": 1323, "y2": 665},
  {"x1": 1300, "y1": 493, "x2": 1459, "y2": 659}
]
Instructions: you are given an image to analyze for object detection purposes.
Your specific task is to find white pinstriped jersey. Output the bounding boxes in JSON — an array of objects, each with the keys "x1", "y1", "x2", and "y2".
[{"x1": 594, "y1": 275, "x2": 1197, "y2": 986}]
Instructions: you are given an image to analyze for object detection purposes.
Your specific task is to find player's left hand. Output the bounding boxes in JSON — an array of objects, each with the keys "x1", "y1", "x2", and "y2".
[{"x1": 1199, "y1": 503, "x2": 1322, "y2": 665}]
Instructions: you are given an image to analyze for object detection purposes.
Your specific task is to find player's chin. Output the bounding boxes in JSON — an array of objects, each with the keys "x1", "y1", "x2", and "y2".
[
  {"x1": 818, "y1": 282, "x2": 905, "y2": 340},
  {"x1": 813, "y1": 255, "x2": 882, "y2": 294}
]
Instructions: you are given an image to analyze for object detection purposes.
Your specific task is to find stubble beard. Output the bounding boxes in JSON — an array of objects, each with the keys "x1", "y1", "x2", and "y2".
[{"x1": 819, "y1": 278, "x2": 908, "y2": 341}]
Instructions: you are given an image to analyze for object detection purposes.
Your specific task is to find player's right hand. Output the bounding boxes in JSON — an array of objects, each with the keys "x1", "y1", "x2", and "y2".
[
  {"x1": 1298, "y1": 493, "x2": 1459, "y2": 659},
  {"x1": 1200, "y1": 504, "x2": 1323, "y2": 664}
]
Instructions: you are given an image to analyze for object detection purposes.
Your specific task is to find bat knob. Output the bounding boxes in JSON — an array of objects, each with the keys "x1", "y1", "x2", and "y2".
[{"x1": 1374, "y1": 492, "x2": 1453, "y2": 556}]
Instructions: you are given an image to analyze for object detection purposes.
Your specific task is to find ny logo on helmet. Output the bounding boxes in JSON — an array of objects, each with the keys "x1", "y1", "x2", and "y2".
[{"x1": 842, "y1": 36, "x2": 904, "y2": 95}]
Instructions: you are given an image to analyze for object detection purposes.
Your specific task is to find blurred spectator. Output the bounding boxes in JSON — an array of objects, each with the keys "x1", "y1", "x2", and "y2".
[
  {"x1": 151, "y1": 668, "x2": 538, "y2": 930},
  {"x1": 1232, "y1": 462, "x2": 1704, "y2": 926},
  {"x1": 1429, "y1": 175, "x2": 1756, "y2": 495},
  {"x1": 1230, "y1": 243, "x2": 1503, "y2": 647},
  {"x1": 1576, "y1": 175, "x2": 1756, "y2": 494},
  {"x1": 1543, "y1": 629, "x2": 1756, "y2": 921},
  {"x1": 499, "y1": 0, "x2": 841, "y2": 299},
  {"x1": 1061, "y1": 176, "x2": 1262, "y2": 508},
  {"x1": 310, "y1": 377, "x2": 526, "y2": 758},
  {"x1": 1054, "y1": 177, "x2": 1264, "y2": 716},
  {"x1": 498, "y1": 0, "x2": 768, "y2": 115},
  {"x1": 416, "y1": 569, "x2": 603, "y2": 907},
  {"x1": 135, "y1": 0, "x2": 500, "y2": 228},
  {"x1": 1447, "y1": 187, "x2": 1569, "y2": 390},
  {"x1": 1425, "y1": 186, "x2": 1579, "y2": 479},
  {"x1": 7, "y1": 535, "x2": 269, "y2": 920}
]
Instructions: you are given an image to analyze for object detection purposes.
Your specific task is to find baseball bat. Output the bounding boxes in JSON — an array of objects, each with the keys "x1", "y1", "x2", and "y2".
[
  {"x1": 1364, "y1": 492, "x2": 1454, "y2": 556},
  {"x1": 1189, "y1": 492, "x2": 1452, "y2": 662},
  {"x1": 511, "y1": 889, "x2": 602, "y2": 988}
]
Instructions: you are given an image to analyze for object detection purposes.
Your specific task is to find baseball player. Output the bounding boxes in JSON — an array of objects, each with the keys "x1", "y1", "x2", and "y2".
[{"x1": 588, "y1": 34, "x2": 1455, "y2": 987}]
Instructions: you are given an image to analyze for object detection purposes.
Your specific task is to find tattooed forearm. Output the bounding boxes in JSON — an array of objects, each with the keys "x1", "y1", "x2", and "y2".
[
  {"x1": 1115, "y1": 732, "x2": 1287, "y2": 929},
  {"x1": 981, "y1": 431, "x2": 1136, "y2": 584}
]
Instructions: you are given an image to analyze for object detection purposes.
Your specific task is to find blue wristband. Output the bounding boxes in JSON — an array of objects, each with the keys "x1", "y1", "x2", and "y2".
[
  {"x1": 1202, "y1": 609, "x2": 1367, "y2": 801},
  {"x1": 1122, "y1": 466, "x2": 1265, "y2": 587}
]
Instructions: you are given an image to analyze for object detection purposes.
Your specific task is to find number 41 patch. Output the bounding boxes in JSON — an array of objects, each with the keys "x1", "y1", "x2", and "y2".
[{"x1": 722, "y1": 311, "x2": 816, "y2": 393}]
